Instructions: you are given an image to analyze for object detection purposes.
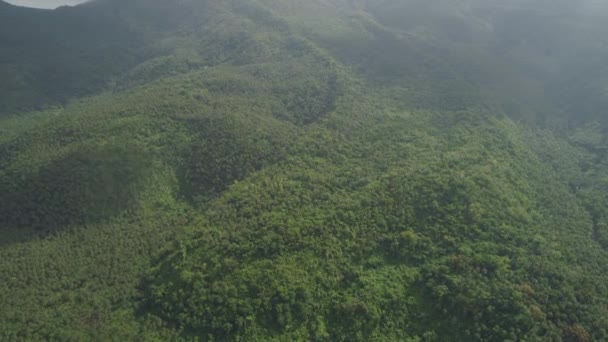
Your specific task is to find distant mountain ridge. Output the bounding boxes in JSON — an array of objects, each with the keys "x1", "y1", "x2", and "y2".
[{"x1": 2, "y1": 0, "x2": 607, "y2": 126}]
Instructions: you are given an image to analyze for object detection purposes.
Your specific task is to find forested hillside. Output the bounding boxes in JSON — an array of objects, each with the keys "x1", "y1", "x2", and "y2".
[{"x1": 1, "y1": 0, "x2": 608, "y2": 340}]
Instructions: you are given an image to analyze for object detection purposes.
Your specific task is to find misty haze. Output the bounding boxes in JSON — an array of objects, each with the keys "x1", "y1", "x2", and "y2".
[
  {"x1": 4, "y1": 0, "x2": 86, "y2": 9},
  {"x1": 1, "y1": 0, "x2": 608, "y2": 340}
]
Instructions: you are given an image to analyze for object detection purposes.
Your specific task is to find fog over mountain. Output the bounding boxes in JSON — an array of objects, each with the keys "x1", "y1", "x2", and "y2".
[{"x1": 1, "y1": 0, "x2": 608, "y2": 341}]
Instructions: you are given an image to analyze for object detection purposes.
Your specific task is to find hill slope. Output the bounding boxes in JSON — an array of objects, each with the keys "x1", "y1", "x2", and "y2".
[{"x1": 1, "y1": 0, "x2": 608, "y2": 340}]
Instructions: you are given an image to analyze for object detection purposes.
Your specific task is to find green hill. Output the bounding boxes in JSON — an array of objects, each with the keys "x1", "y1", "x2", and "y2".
[{"x1": 1, "y1": 0, "x2": 608, "y2": 340}]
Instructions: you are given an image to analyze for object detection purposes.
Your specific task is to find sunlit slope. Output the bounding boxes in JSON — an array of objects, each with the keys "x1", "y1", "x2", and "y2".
[{"x1": 145, "y1": 104, "x2": 608, "y2": 340}]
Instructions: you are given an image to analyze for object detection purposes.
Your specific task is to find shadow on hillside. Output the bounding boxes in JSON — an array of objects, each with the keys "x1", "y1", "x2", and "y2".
[{"x1": 0, "y1": 145, "x2": 152, "y2": 238}]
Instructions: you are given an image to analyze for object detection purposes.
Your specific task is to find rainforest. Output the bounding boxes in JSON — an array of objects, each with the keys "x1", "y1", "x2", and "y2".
[{"x1": 1, "y1": 0, "x2": 608, "y2": 340}]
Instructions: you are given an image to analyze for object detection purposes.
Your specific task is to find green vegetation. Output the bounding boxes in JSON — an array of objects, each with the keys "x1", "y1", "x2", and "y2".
[{"x1": 1, "y1": 0, "x2": 608, "y2": 340}]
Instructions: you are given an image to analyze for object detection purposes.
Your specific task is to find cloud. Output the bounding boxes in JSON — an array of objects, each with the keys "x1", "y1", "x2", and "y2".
[{"x1": 3, "y1": 0, "x2": 87, "y2": 9}]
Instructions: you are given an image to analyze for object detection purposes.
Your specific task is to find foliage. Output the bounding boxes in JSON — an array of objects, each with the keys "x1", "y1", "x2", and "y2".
[{"x1": 2, "y1": 0, "x2": 608, "y2": 341}]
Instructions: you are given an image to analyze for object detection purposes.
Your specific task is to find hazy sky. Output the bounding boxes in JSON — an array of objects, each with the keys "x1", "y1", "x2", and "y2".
[{"x1": 4, "y1": 0, "x2": 87, "y2": 9}]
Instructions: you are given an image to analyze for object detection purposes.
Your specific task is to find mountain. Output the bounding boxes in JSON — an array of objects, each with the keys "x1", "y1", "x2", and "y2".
[{"x1": 1, "y1": 0, "x2": 608, "y2": 340}]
